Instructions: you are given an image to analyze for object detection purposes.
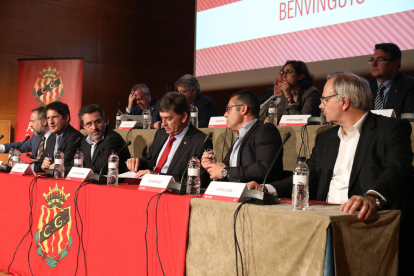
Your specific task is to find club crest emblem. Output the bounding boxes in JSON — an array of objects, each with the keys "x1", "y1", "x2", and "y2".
[
  {"x1": 32, "y1": 66, "x2": 65, "y2": 106},
  {"x1": 35, "y1": 184, "x2": 72, "y2": 268}
]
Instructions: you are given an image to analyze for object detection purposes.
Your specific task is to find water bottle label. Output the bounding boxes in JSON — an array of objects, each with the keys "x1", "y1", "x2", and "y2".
[
  {"x1": 74, "y1": 159, "x2": 82, "y2": 165},
  {"x1": 293, "y1": 175, "x2": 308, "y2": 186},
  {"x1": 144, "y1": 115, "x2": 149, "y2": 119},
  {"x1": 55, "y1": 159, "x2": 64, "y2": 165},
  {"x1": 12, "y1": 156, "x2": 19, "y2": 161},
  {"x1": 188, "y1": 168, "x2": 199, "y2": 176},
  {"x1": 269, "y1": 108, "x2": 277, "y2": 114},
  {"x1": 191, "y1": 112, "x2": 198, "y2": 118},
  {"x1": 108, "y1": 162, "x2": 117, "y2": 169},
  {"x1": 116, "y1": 116, "x2": 121, "y2": 120}
]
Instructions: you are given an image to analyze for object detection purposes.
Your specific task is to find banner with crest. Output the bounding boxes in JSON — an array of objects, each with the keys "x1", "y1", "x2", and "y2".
[{"x1": 16, "y1": 58, "x2": 83, "y2": 146}]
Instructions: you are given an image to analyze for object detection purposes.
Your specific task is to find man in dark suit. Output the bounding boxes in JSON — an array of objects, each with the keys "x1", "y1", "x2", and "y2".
[
  {"x1": 202, "y1": 90, "x2": 283, "y2": 183},
  {"x1": 39, "y1": 102, "x2": 83, "y2": 174},
  {"x1": 76, "y1": 103, "x2": 131, "y2": 174},
  {"x1": 175, "y1": 74, "x2": 219, "y2": 128},
  {"x1": 0, "y1": 106, "x2": 50, "y2": 160},
  {"x1": 258, "y1": 71, "x2": 283, "y2": 121},
  {"x1": 249, "y1": 72, "x2": 414, "y2": 274},
  {"x1": 126, "y1": 83, "x2": 161, "y2": 126},
  {"x1": 369, "y1": 43, "x2": 414, "y2": 118},
  {"x1": 126, "y1": 92, "x2": 212, "y2": 187}
]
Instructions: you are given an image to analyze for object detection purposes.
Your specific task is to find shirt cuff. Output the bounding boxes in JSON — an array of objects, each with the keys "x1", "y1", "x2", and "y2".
[
  {"x1": 126, "y1": 107, "x2": 131, "y2": 114},
  {"x1": 367, "y1": 190, "x2": 387, "y2": 203},
  {"x1": 0, "y1": 144, "x2": 6, "y2": 153}
]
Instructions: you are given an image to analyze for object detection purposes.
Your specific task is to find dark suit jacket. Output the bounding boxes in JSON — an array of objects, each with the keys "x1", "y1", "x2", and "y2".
[
  {"x1": 76, "y1": 125, "x2": 131, "y2": 174},
  {"x1": 4, "y1": 134, "x2": 42, "y2": 158},
  {"x1": 191, "y1": 93, "x2": 220, "y2": 128},
  {"x1": 258, "y1": 88, "x2": 274, "y2": 105},
  {"x1": 128, "y1": 97, "x2": 161, "y2": 124},
  {"x1": 139, "y1": 124, "x2": 212, "y2": 187},
  {"x1": 34, "y1": 124, "x2": 83, "y2": 173},
  {"x1": 223, "y1": 120, "x2": 283, "y2": 183},
  {"x1": 370, "y1": 71, "x2": 414, "y2": 118}
]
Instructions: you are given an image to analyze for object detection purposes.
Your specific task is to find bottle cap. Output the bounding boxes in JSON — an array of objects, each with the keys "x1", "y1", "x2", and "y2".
[
  {"x1": 76, "y1": 148, "x2": 80, "y2": 151},
  {"x1": 57, "y1": 148, "x2": 62, "y2": 151},
  {"x1": 190, "y1": 153, "x2": 197, "y2": 157},
  {"x1": 297, "y1": 156, "x2": 306, "y2": 163},
  {"x1": 111, "y1": 150, "x2": 116, "y2": 154}
]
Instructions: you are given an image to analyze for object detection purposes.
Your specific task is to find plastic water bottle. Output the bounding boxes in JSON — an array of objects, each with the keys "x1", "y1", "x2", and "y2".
[
  {"x1": 74, "y1": 148, "x2": 83, "y2": 168},
  {"x1": 190, "y1": 106, "x2": 199, "y2": 128},
  {"x1": 143, "y1": 108, "x2": 151, "y2": 129},
  {"x1": 268, "y1": 100, "x2": 277, "y2": 126},
  {"x1": 107, "y1": 150, "x2": 119, "y2": 185},
  {"x1": 292, "y1": 156, "x2": 309, "y2": 210},
  {"x1": 11, "y1": 148, "x2": 21, "y2": 167},
  {"x1": 54, "y1": 148, "x2": 65, "y2": 179},
  {"x1": 116, "y1": 109, "x2": 122, "y2": 129},
  {"x1": 186, "y1": 153, "x2": 201, "y2": 196},
  {"x1": 8, "y1": 148, "x2": 14, "y2": 167}
]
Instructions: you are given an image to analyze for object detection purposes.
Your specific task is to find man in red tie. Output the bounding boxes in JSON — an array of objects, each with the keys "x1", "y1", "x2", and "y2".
[{"x1": 126, "y1": 92, "x2": 212, "y2": 187}]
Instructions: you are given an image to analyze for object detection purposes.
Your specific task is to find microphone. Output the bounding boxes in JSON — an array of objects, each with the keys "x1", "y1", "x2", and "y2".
[
  {"x1": 17, "y1": 134, "x2": 31, "y2": 151},
  {"x1": 0, "y1": 134, "x2": 4, "y2": 140},
  {"x1": 90, "y1": 140, "x2": 131, "y2": 184},
  {"x1": 244, "y1": 132, "x2": 291, "y2": 205},
  {"x1": 106, "y1": 100, "x2": 122, "y2": 125},
  {"x1": 45, "y1": 137, "x2": 82, "y2": 177},
  {"x1": 196, "y1": 132, "x2": 213, "y2": 160}
]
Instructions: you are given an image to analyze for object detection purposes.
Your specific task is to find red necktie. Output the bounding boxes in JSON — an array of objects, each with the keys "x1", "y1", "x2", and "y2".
[{"x1": 154, "y1": 135, "x2": 176, "y2": 173}]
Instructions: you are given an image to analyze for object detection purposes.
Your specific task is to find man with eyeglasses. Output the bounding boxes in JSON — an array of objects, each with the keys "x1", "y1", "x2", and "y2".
[
  {"x1": 201, "y1": 90, "x2": 283, "y2": 183},
  {"x1": 76, "y1": 103, "x2": 131, "y2": 174},
  {"x1": 175, "y1": 74, "x2": 219, "y2": 128},
  {"x1": 126, "y1": 83, "x2": 161, "y2": 127},
  {"x1": 39, "y1": 101, "x2": 83, "y2": 173},
  {"x1": 369, "y1": 43, "x2": 414, "y2": 118},
  {"x1": 248, "y1": 72, "x2": 414, "y2": 274}
]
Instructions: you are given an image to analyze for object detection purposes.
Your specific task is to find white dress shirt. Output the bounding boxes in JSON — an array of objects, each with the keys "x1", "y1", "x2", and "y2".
[{"x1": 229, "y1": 119, "x2": 258, "y2": 167}]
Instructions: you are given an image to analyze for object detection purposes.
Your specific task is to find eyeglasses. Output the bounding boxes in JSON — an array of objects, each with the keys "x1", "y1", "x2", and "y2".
[
  {"x1": 225, "y1": 104, "x2": 244, "y2": 113},
  {"x1": 280, "y1": 69, "x2": 296, "y2": 77},
  {"x1": 320, "y1": 94, "x2": 339, "y2": 105},
  {"x1": 84, "y1": 119, "x2": 104, "y2": 128},
  {"x1": 368, "y1": 57, "x2": 392, "y2": 65},
  {"x1": 178, "y1": 89, "x2": 190, "y2": 94}
]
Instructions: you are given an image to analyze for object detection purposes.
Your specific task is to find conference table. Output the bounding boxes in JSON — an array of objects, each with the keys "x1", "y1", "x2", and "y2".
[{"x1": 0, "y1": 173, "x2": 400, "y2": 276}]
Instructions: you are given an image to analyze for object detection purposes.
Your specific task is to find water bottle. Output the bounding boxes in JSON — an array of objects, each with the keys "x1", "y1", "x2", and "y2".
[
  {"x1": 292, "y1": 156, "x2": 309, "y2": 210},
  {"x1": 74, "y1": 148, "x2": 83, "y2": 168},
  {"x1": 107, "y1": 150, "x2": 119, "y2": 185},
  {"x1": 143, "y1": 108, "x2": 151, "y2": 129},
  {"x1": 8, "y1": 148, "x2": 14, "y2": 167},
  {"x1": 54, "y1": 148, "x2": 65, "y2": 179},
  {"x1": 186, "y1": 153, "x2": 200, "y2": 196},
  {"x1": 268, "y1": 100, "x2": 277, "y2": 126},
  {"x1": 11, "y1": 148, "x2": 21, "y2": 167},
  {"x1": 190, "y1": 106, "x2": 199, "y2": 128},
  {"x1": 116, "y1": 109, "x2": 122, "y2": 129}
]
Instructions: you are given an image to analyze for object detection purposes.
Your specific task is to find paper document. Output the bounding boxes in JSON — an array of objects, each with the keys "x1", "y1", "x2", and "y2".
[{"x1": 118, "y1": 171, "x2": 138, "y2": 179}]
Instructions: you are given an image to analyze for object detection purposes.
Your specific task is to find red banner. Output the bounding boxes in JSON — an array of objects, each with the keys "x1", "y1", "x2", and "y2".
[{"x1": 16, "y1": 59, "x2": 83, "y2": 144}]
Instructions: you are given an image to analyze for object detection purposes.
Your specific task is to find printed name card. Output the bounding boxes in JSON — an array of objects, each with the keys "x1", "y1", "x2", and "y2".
[
  {"x1": 0, "y1": 161, "x2": 4, "y2": 166},
  {"x1": 203, "y1": 182, "x2": 247, "y2": 202},
  {"x1": 208, "y1": 116, "x2": 227, "y2": 128},
  {"x1": 118, "y1": 121, "x2": 138, "y2": 130},
  {"x1": 10, "y1": 163, "x2": 36, "y2": 176},
  {"x1": 66, "y1": 168, "x2": 93, "y2": 182},
  {"x1": 371, "y1": 109, "x2": 396, "y2": 118},
  {"x1": 139, "y1": 174, "x2": 174, "y2": 193},
  {"x1": 278, "y1": 115, "x2": 311, "y2": 126}
]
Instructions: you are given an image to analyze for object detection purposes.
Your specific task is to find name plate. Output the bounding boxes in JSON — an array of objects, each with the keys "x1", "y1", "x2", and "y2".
[
  {"x1": 118, "y1": 121, "x2": 138, "y2": 130},
  {"x1": 66, "y1": 168, "x2": 93, "y2": 182},
  {"x1": 203, "y1": 182, "x2": 247, "y2": 202},
  {"x1": 0, "y1": 161, "x2": 4, "y2": 166},
  {"x1": 208, "y1": 116, "x2": 227, "y2": 128},
  {"x1": 371, "y1": 109, "x2": 396, "y2": 118},
  {"x1": 10, "y1": 163, "x2": 36, "y2": 176},
  {"x1": 139, "y1": 174, "x2": 174, "y2": 193},
  {"x1": 278, "y1": 115, "x2": 311, "y2": 126}
]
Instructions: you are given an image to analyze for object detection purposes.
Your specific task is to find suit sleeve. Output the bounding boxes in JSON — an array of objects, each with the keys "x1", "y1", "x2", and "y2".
[
  {"x1": 401, "y1": 79, "x2": 414, "y2": 115},
  {"x1": 227, "y1": 124, "x2": 282, "y2": 183},
  {"x1": 286, "y1": 88, "x2": 321, "y2": 117},
  {"x1": 138, "y1": 129, "x2": 161, "y2": 170},
  {"x1": 3, "y1": 138, "x2": 33, "y2": 153}
]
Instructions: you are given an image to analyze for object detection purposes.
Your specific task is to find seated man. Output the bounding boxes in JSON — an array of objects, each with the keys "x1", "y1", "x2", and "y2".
[
  {"x1": 126, "y1": 83, "x2": 161, "y2": 126},
  {"x1": 248, "y1": 72, "x2": 414, "y2": 274},
  {"x1": 76, "y1": 103, "x2": 131, "y2": 174},
  {"x1": 39, "y1": 101, "x2": 83, "y2": 173},
  {"x1": 369, "y1": 43, "x2": 414, "y2": 118},
  {"x1": 258, "y1": 71, "x2": 283, "y2": 121},
  {"x1": 126, "y1": 92, "x2": 212, "y2": 187},
  {"x1": 0, "y1": 106, "x2": 51, "y2": 162},
  {"x1": 202, "y1": 90, "x2": 283, "y2": 183},
  {"x1": 175, "y1": 74, "x2": 219, "y2": 128}
]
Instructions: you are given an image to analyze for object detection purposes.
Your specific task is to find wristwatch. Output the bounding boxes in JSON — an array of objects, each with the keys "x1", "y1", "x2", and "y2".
[
  {"x1": 287, "y1": 97, "x2": 295, "y2": 104},
  {"x1": 221, "y1": 167, "x2": 229, "y2": 179},
  {"x1": 363, "y1": 193, "x2": 386, "y2": 210}
]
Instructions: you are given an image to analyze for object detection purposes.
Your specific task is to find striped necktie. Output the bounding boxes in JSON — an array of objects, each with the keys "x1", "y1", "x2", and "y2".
[
  {"x1": 374, "y1": 84, "x2": 386, "y2": 110},
  {"x1": 38, "y1": 136, "x2": 46, "y2": 158}
]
